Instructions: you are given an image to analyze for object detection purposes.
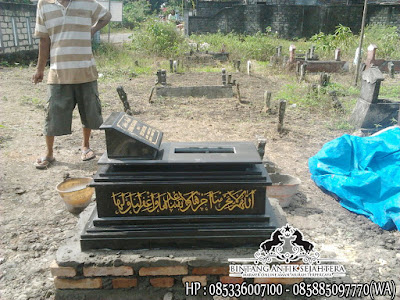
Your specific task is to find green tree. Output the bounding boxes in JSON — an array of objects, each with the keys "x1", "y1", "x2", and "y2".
[{"x1": 123, "y1": 0, "x2": 152, "y2": 28}]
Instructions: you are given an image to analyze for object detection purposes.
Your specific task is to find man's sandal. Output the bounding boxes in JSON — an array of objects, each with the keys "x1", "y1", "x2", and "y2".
[
  {"x1": 81, "y1": 148, "x2": 96, "y2": 161},
  {"x1": 34, "y1": 157, "x2": 55, "y2": 170}
]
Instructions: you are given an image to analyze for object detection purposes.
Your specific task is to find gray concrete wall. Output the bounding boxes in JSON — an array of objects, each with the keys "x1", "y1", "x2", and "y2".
[
  {"x1": 188, "y1": 3, "x2": 400, "y2": 39},
  {"x1": 0, "y1": 2, "x2": 38, "y2": 56}
]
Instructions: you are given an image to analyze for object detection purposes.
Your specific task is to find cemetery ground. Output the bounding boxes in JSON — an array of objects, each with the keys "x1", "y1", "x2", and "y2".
[{"x1": 0, "y1": 62, "x2": 400, "y2": 300}]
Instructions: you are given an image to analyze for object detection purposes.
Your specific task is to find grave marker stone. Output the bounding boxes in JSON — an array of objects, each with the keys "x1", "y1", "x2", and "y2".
[
  {"x1": 299, "y1": 63, "x2": 307, "y2": 82},
  {"x1": 335, "y1": 48, "x2": 341, "y2": 61},
  {"x1": 161, "y1": 70, "x2": 167, "y2": 85},
  {"x1": 264, "y1": 91, "x2": 272, "y2": 112},
  {"x1": 388, "y1": 62, "x2": 395, "y2": 78},
  {"x1": 235, "y1": 60, "x2": 241, "y2": 72},
  {"x1": 350, "y1": 67, "x2": 399, "y2": 131},
  {"x1": 310, "y1": 46, "x2": 315, "y2": 59},
  {"x1": 247, "y1": 60, "x2": 251, "y2": 75},
  {"x1": 277, "y1": 100, "x2": 287, "y2": 133},
  {"x1": 289, "y1": 45, "x2": 296, "y2": 64}
]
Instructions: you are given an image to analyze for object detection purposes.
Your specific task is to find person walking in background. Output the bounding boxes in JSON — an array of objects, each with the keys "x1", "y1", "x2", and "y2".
[
  {"x1": 32, "y1": 0, "x2": 111, "y2": 169},
  {"x1": 168, "y1": 9, "x2": 177, "y2": 23}
]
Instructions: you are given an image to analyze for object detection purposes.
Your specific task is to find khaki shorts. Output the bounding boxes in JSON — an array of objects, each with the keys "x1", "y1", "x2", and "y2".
[{"x1": 44, "y1": 81, "x2": 103, "y2": 136}]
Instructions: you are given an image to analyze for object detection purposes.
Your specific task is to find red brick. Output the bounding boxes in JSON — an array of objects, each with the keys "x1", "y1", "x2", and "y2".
[
  {"x1": 139, "y1": 266, "x2": 188, "y2": 276},
  {"x1": 254, "y1": 277, "x2": 303, "y2": 285},
  {"x1": 50, "y1": 261, "x2": 76, "y2": 278},
  {"x1": 219, "y1": 276, "x2": 244, "y2": 284},
  {"x1": 54, "y1": 277, "x2": 102, "y2": 289},
  {"x1": 112, "y1": 278, "x2": 138, "y2": 289},
  {"x1": 182, "y1": 276, "x2": 207, "y2": 286},
  {"x1": 83, "y1": 266, "x2": 133, "y2": 277},
  {"x1": 192, "y1": 267, "x2": 229, "y2": 275},
  {"x1": 149, "y1": 277, "x2": 175, "y2": 288}
]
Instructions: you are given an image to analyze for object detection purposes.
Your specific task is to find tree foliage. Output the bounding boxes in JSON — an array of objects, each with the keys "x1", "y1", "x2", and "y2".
[{"x1": 123, "y1": 0, "x2": 152, "y2": 28}]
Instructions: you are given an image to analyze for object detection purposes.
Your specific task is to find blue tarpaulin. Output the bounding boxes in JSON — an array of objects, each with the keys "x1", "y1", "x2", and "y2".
[{"x1": 309, "y1": 127, "x2": 400, "y2": 230}]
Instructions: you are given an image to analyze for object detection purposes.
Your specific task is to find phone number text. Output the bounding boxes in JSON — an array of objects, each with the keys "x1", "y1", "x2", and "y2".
[{"x1": 185, "y1": 280, "x2": 396, "y2": 299}]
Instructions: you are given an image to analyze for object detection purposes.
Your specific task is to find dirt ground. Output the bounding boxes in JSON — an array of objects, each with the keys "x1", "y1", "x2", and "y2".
[{"x1": 0, "y1": 65, "x2": 399, "y2": 300}]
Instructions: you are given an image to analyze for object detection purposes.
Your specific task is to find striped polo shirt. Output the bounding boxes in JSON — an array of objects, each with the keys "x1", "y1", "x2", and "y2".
[{"x1": 34, "y1": 0, "x2": 108, "y2": 84}]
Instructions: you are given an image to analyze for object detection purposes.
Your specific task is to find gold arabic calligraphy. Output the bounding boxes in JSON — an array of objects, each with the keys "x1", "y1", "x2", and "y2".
[{"x1": 112, "y1": 190, "x2": 256, "y2": 215}]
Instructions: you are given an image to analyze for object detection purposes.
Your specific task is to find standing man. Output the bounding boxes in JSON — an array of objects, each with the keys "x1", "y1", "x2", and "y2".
[{"x1": 32, "y1": 0, "x2": 111, "y2": 169}]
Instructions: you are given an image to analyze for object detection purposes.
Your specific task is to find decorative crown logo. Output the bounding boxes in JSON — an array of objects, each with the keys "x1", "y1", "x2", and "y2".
[{"x1": 254, "y1": 224, "x2": 320, "y2": 265}]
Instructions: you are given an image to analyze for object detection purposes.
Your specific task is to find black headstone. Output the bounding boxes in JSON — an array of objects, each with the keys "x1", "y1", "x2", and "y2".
[{"x1": 100, "y1": 112, "x2": 163, "y2": 159}]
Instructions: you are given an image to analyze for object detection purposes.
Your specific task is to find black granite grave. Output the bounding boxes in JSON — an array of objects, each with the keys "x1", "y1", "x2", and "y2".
[{"x1": 80, "y1": 112, "x2": 282, "y2": 250}]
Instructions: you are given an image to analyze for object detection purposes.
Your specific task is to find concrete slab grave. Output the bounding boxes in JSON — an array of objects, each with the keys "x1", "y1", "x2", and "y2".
[
  {"x1": 154, "y1": 69, "x2": 235, "y2": 99},
  {"x1": 365, "y1": 44, "x2": 400, "y2": 74},
  {"x1": 288, "y1": 44, "x2": 349, "y2": 73},
  {"x1": 184, "y1": 50, "x2": 229, "y2": 66}
]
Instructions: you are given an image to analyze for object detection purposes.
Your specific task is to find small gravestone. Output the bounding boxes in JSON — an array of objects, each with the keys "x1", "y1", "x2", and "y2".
[
  {"x1": 289, "y1": 45, "x2": 296, "y2": 64},
  {"x1": 335, "y1": 48, "x2": 341, "y2": 61},
  {"x1": 116, "y1": 86, "x2": 133, "y2": 116},
  {"x1": 310, "y1": 45, "x2": 315, "y2": 59},
  {"x1": 319, "y1": 73, "x2": 330, "y2": 87},
  {"x1": 160, "y1": 70, "x2": 167, "y2": 85},
  {"x1": 388, "y1": 62, "x2": 395, "y2": 79},
  {"x1": 235, "y1": 60, "x2": 241, "y2": 72},
  {"x1": 264, "y1": 91, "x2": 272, "y2": 113},
  {"x1": 156, "y1": 69, "x2": 162, "y2": 84},
  {"x1": 277, "y1": 100, "x2": 287, "y2": 133},
  {"x1": 221, "y1": 68, "x2": 226, "y2": 85},
  {"x1": 299, "y1": 63, "x2": 307, "y2": 82},
  {"x1": 306, "y1": 49, "x2": 311, "y2": 61},
  {"x1": 277, "y1": 46, "x2": 282, "y2": 57}
]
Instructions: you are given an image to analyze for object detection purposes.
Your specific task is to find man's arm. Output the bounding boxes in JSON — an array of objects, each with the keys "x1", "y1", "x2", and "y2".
[
  {"x1": 91, "y1": 11, "x2": 112, "y2": 37},
  {"x1": 32, "y1": 36, "x2": 50, "y2": 84}
]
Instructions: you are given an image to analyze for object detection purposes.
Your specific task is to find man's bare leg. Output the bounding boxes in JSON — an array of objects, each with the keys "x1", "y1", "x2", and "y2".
[
  {"x1": 82, "y1": 127, "x2": 91, "y2": 151},
  {"x1": 81, "y1": 127, "x2": 95, "y2": 161},
  {"x1": 46, "y1": 135, "x2": 55, "y2": 159}
]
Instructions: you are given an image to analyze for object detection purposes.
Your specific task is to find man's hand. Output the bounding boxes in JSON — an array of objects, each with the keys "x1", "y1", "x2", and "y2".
[
  {"x1": 32, "y1": 70, "x2": 44, "y2": 84},
  {"x1": 33, "y1": 36, "x2": 50, "y2": 84},
  {"x1": 91, "y1": 12, "x2": 112, "y2": 37}
]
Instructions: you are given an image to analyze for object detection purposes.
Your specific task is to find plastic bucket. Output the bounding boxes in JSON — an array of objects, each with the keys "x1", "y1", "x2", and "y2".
[{"x1": 56, "y1": 177, "x2": 94, "y2": 214}]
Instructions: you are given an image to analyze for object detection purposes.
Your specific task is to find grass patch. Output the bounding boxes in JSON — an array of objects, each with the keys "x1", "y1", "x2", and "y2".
[
  {"x1": 379, "y1": 84, "x2": 400, "y2": 100},
  {"x1": 327, "y1": 118, "x2": 355, "y2": 131},
  {"x1": 274, "y1": 83, "x2": 327, "y2": 109},
  {"x1": 19, "y1": 96, "x2": 46, "y2": 109},
  {"x1": 95, "y1": 43, "x2": 155, "y2": 81},
  {"x1": 190, "y1": 31, "x2": 310, "y2": 61}
]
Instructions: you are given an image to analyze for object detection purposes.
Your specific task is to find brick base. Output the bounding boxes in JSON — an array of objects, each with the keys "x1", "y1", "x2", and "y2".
[
  {"x1": 51, "y1": 259, "x2": 303, "y2": 294},
  {"x1": 51, "y1": 198, "x2": 295, "y2": 297}
]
